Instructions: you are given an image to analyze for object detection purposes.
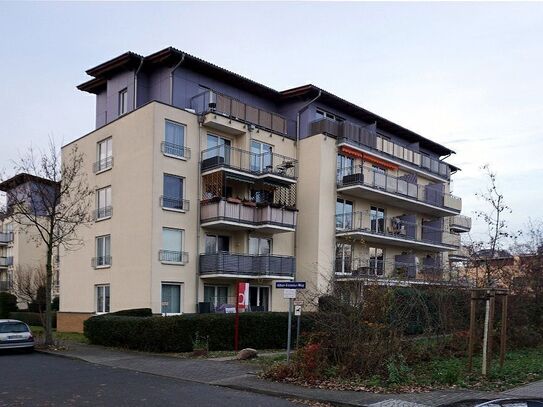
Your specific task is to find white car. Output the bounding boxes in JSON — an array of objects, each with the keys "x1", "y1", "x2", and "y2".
[{"x1": 0, "y1": 319, "x2": 35, "y2": 351}]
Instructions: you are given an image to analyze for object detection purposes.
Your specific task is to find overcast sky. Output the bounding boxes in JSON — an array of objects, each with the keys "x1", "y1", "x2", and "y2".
[{"x1": 1, "y1": 2, "x2": 542, "y2": 242}]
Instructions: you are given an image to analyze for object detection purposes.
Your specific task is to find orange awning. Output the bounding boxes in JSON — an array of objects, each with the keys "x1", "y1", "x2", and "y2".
[{"x1": 339, "y1": 145, "x2": 398, "y2": 170}]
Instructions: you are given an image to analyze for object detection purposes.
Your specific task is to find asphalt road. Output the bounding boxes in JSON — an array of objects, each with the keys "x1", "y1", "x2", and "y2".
[{"x1": 0, "y1": 351, "x2": 296, "y2": 407}]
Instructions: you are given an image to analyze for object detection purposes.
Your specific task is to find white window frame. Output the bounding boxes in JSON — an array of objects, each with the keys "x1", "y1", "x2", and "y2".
[
  {"x1": 249, "y1": 285, "x2": 271, "y2": 311},
  {"x1": 248, "y1": 236, "x2": 272, "y2": 255},
  {"x1": 95, "y1": 235, "x2": 111, "y2": 268},
  {"x1": 162, "y1": 174, "x2": 186, "y2": 213},
  {"x1": 204, "y1": 285, "x2": 229, "y2": 308},
  {"x1": 160, "y1": 228, "x2": 185, "y2": 265},
  {"x1": 161, "y1": 282, "x2": 183, "y2": 316},
  {"x1": 96, "y1": 186, "x2": 112, "y2": 220},
  {"x1": 316, "y1": 108, "x2": 344, "y2": 122},
  {"x1": 118, "y1": 88, "x2": 128, "y2": 116},
  {"x1": 163, "y1": 120, "x2": 188, "y2": 160},
  {"x1": 96, "y1": 137, "x2": 113, "y2": 173},
  {"x1": 95, "y1": 284, "x2": 110, "y2": 314}
]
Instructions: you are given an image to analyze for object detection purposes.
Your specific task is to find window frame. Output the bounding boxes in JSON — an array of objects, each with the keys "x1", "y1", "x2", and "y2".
[
  {"x1": 118, "y1": 88, "x2": 128, "y2": 116},
  {"x1": 203, "y1": 285, "x2": 229, "y2": 309},
  {"x1": 95, "y1": 186, "x2": 112, "y2": 220},
  {"x1": 162, "y1": 174, "x2": 186, "y2": 212},
  {"x1": 160, "y1": 227, "x2": 185, "y2": 264},
  {"x1": 249, "y1": 285, "x2": 270, "y2": 312},
  {"x1": 163, "y1": 120, "x2": 188, "y2": 160},
  {"x1": 336, "y1": 198, "x2": 354, "y2": 230},
  {"x1": 95, "y1": 234, "x2": 111, "y2": 268},
  {"x1": 161, "y1": 282, "x2": 183, "y2": 315},
  {"x1": 96, "y1": 137, "x2": 113, "y2": 173},
  {"x1": 248, "y1": 236, "x2": 272, "y2": 256},
  {"x1": 95, "y1": 284, "x2": 110, "y2": 314}
]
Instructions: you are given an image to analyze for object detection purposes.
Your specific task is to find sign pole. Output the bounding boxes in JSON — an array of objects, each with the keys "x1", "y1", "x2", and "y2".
[
  {"x1": 286, "y1": 297, "x2": 293, "y2": 363},
  {"x1": 296, "y1": 312, "x2": 301, "y2": 349},
  {"x1": 234, "y1": 282, "x2": 240, "y2": 352}
]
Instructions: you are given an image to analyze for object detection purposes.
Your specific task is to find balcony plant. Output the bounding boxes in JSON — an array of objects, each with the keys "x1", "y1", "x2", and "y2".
[
  {"x1": 226, "y1": 196, "x2": 242, "y2": 204},
  {"x1": 242, "y1": 199, "x2": 257, "y2": 207}
]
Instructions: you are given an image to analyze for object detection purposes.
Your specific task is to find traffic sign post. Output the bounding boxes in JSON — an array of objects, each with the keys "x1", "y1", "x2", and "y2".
[
  {"x1": 277, "y1": 282, "x2": 305, "y2": 363},
  {"x1": 294, "y1": 301, "x2": 303, "y2": 349}
]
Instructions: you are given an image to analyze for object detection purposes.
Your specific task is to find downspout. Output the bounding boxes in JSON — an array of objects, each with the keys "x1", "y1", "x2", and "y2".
[
  {"x1": 133, "y1": 57, "x2": 144, "y2": 110},
  {"x1": 294, "y1": 90, "x2": 322, "y2": 279},
  {"x1": 195, "y1": 118, "x2": 203, "y2": 311},
  {"x1": 170, "y1": 53, "x2": 186, "y2": 105}
]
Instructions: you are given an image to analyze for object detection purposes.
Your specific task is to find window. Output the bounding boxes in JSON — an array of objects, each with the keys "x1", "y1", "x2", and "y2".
[
  {"x1": 96, "y1": 186, "x2": 112, "y2": 219},
  {"x1": 95, "y1": 138, "x2": 112, "y2": 172},
  {"x1": 371, "y1": 165, "x2": 387, "y2": 189},
  {"x1": 370, "y1": 206, "x2": 385, "y2": 233},
  {"x1": 250, "y1": 140, "x2": 273, "y2": 172},
  {"x1": 316, "y1": 109, "x2": 344, "y2": 122},
  {"x1": 335, "y1": 243, "x2": 352, "y2": 274},
  {"x1": 205, "y1": 235, "x2": 230, "y2": 254},
  {"x1": 337, "y1": 154, "x2": 355, "y2": 178},
  {"x1": 95, "y1": 235, "x2": 111, "y2": 267},
  {"x1": 369, "y1": 247, "x2": 384, "y2": 275},
  {"x1": 205, "y1": 134, "x2": 231, "y2": 163},
  {"x1": 96, "y1": 285, "x2": 110, "y2": 313},
  {"x1": 161, "y1": 228, "x2": 185, "y2": 263},
  {"x1": 161, "y1": 283, "x2": 182, "y2": 315},
  {"x1": 250, "y1": 189, "x2": 272, "y2": 204},
  {"x1": 118, "y1": 88, "x2": 128, "y2": 116},
  {"x1": 249, "y1": 286, "x2": 270, "y2": 312},
  {"x1": 162, "y1": 174, "x2": 185, "y2": 211},
  {"x1": 163, "y1": 121, "x2": 187, "y2": 158},
  {"x1": 204, "y1": 285, "x2": 228, "y2": 310},
  {"x1": 249, "y1": 237, "x2": 272, "y2": 255},
  {"x1": 336, "y1": 198, "x2": 353, "y2": 229}
]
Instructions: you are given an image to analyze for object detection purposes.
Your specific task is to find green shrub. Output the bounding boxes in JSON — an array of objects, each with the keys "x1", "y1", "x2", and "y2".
[
  {"x1": 0, "y1": 292, "x2": 17, "y2": 318},
  {"x1": 9, "y1": 311, "x2": 57, "y2": 328},
  {"x1": 84, "y1": 312, "x2": 315, "y2": 352},
  {"x1": 109, "y1": 308, "x2": 153, "y2": 317}
]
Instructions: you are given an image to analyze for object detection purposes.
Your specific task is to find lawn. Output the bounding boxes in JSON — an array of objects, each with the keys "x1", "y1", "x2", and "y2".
[{"x1": 30, "y1": 326, "x2": 88, "y2": 344}]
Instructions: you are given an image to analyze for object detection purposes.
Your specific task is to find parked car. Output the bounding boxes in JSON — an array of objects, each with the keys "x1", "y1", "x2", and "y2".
[{"x1": 0, "y1": 319, "x2": 35, "y2": 351}]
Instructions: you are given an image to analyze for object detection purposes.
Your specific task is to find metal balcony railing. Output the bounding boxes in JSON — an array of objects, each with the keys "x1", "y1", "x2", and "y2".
[
  {"x1": 335, "y1": 256, "x2": 446, "y2": 279},
  {"x1": 337, "y1": 166, "x2": 462, "y2": 211},
  {"x1": 0, "y1": 232, "x2": 13, "y2": 244},
  {"x1": 310, "y1": 117, "x2": 451, "y2": 179},
  {"x1": 161, "y1": 142, "x2": 191, "y2": 159},
  {"x1": 200, "y1": 252, "x2": 295, "y2": 278},
  {"x1": 94, "y1": 206, "x2": 113, "y2": 220},
  {"x1": 335, "y1": 212, "x2": 459, "y2": 248},
  {"x1": 190, "y1": 89, "x2": 293, "y2": 136},
  {"x1": 201, "y1": 145, "x2": 298, "y2": 180},
  {"x1": 91, "y1": 256, "x2": 112, "y2": 268},
  {"x1": 159, "y1": 250, "x2": 189, "y2": 264},
  {"x1": 0, "y1": 257, "x2": 13, "y2": 267},
  {"x1": 335, "y1": 257, "x2": 385, "y2": 276},
  {"x1": 160, "y1": 196, "x2": 190, "y2": 211},
  {"x1": 201, "y1": 199, "x2": 297, "y2": 229},
  {"x1": 93, "y1": 156, "x2": 113, "y2": 173}
]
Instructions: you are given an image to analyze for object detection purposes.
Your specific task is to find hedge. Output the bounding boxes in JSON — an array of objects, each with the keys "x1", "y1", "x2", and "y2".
[
  {"x1": 109, "y1": 308, "x2": 153, "y2": 317},
  {"x1": 84, "y1": 312, "x2": 315, "y2": 352},
  {"x1": 0, "y1": 292, "x2": 17, "y2": 318},
  {"x1": 9, "y1": 311, "x2": 57, "y2": 328}
]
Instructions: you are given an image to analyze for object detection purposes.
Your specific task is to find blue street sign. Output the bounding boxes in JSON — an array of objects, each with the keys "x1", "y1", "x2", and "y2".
[{"x1": 276, "y1": 282, "x2": 306, "y2": 289}]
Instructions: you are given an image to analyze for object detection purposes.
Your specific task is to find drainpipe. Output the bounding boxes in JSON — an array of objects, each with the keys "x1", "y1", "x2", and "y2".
[
  {"x1": 195, "y1": 120, "x2": 203, "y2": 312},
  {"x1": 294, "y1": 90, "x2": 322, "y2": 279},
  {"x1": 170, "y1": 53, "x2": 186, "y2": 105},
  {"x1": 133, "y1": 57, "x2": 144, "y2": 110}
]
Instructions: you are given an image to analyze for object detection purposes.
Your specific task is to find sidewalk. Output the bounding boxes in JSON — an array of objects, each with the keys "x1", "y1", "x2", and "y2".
[{"x1": 39, "y1": 343, "x2": 531, "y2": 406}]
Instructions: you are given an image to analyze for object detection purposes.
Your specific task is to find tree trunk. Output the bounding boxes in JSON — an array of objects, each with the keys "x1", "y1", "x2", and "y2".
[{"x1": 44, "y1": 243, "x2": 53, "y2": 346}]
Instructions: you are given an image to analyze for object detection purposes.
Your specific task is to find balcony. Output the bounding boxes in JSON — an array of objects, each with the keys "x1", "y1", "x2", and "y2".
[
  {"x1": 337, "y1": 166, "x2": 462, "y2": 216},
  {"x1": 93, "y1": 156, "x2": 113, "y2": 173},
  {"x1": 449, "y1": 246, "x2": 469, "y2": 262},
  {"x1": 448, "y1": 215, "x2": 472, "y2": 233},
  {"x1": 159, "y1": 250, "x2": 189, "y2": 264},
  {"x1": 335, "y1": 212, "x2": 459, "y2": 251},
  {"x1": 0, "y1": 232, "x2": 13, "y2": 245},
  {"x1": 200, "y1": 252, "x2": 295, "y2": 280},
  {"x1": 200, "y1": 198, "x2": 297, "y2": 233},
  {"x1": 201, "y1": 145, "x2": 297, "y2": 185},
  {"x1": 191, "y1": 89, "x2": 293, "y2": 136},
  {"x1": 310, "y1": 118, "x2": 451, "y2": 179},
  {"x1": 0, "y1": 257, "x2": 13, "y2": 267}
]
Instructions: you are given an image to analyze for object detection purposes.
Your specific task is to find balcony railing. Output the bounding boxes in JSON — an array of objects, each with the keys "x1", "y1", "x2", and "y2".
[
  {"x1": 91, "y1": 256, "x2": 112, "y2": 268},
  {"x1": 449, "y1": 215, "x2": 472, "y2": 231},
  {"x1": 335, "y1": 257, "x2": 385, "y2": 276},
  {"x1": 200, "y1": 252, "x2": 295, "y2": 278},
  {"x1": 159, "y1": 250, "x2": 189, "y2": 264},
  {"x1": 94, "y1": 206, "x2": 113, "y2": 220},
  {"x1": 335, "y1": 256, "x2": 446, "y2": 279},
  {"x1": 310, "y1": 117, "x2": 451, "y2": 178},
  {"x1": 201, "y1": 145, "x2": 298, "y2": 180},
  {"x1": 337, "y1": 166, "x2": 462, "y2": 212},
  {"x1": 0, "y1": 257, "x2": 13, "y2": 267},
  {"x1": 0, "y1": 232, "x2": 13, "y2": 244},
  {"x1": 161, "y1": 142, "x2": 191, "y2": 160},
  {"x1": 160, "y1": 196, "x2": 190, "y2": 211},
  {"x1": 190, "y1": 89, "x2": 293, "y2": 136},
  {"x1": 93, "y1": 156, "x2": 113, "y2": 173},
  {"x1": 201, "y1": 199, "x2": 297, "y2": 230},
  {"x1": 335, "y1": 212, "x2": 458, "y2": 248}
]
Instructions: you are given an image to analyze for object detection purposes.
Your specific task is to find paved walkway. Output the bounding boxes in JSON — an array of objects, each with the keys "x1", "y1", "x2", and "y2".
[{"x1": 40, "y1": 343, "x2": 539, "y2": 406}]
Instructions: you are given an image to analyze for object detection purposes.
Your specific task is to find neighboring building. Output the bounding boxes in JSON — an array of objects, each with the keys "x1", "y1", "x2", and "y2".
[
  {"x1": 0, "y1": 174, "x2": 60, "y2": 305},
  {"x1": 57, "y1": 47, "x2": 470, "y2": 331}
]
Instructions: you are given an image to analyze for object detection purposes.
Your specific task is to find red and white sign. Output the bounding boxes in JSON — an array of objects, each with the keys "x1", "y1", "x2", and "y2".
[{"x1": 237, "y1": 282, "x2": 249, "y2": 309}]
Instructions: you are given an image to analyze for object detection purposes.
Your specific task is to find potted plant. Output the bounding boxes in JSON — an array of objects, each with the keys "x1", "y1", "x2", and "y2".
[
  {"x1": 226, "y1": 196, "x2": 242, "y2": 204},
  {"x1": 192, "y1": 332, "x2": 209, "y2": 357},
  {"x1": 242, "y1": 199, "x2": 256, "y2": 207}
]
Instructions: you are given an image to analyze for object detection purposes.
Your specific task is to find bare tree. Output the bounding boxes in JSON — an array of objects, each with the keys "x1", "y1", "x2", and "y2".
[
  {"x1": 2, "y1": 139, "x2": 93, "y2": 345},
  {"x1": 11, "y1": 265, "x2": 47, "y2": 308}
]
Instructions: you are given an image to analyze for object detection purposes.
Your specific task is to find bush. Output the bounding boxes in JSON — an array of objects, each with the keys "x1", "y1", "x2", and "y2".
[
  {"x1": 109, "y1": 308, "x2": 153, "y2": 317},
  {"x1": 84, "y1": 312, "x2": 315, "y2": 352},
  {"x1": 9, "y1": 311, "x2": 57, "y2": 328},
  {"x1": 0, "y1": 292, "x2": 17, "y2": 318}
]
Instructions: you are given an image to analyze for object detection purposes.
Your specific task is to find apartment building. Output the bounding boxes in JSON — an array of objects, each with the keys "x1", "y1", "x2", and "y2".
[
  {"x1": 0, "y1": 174, "x2": 60, "y2": 304},
  {"x1": 57, "y1": 47, "x2": 470, "y2": 331}
]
